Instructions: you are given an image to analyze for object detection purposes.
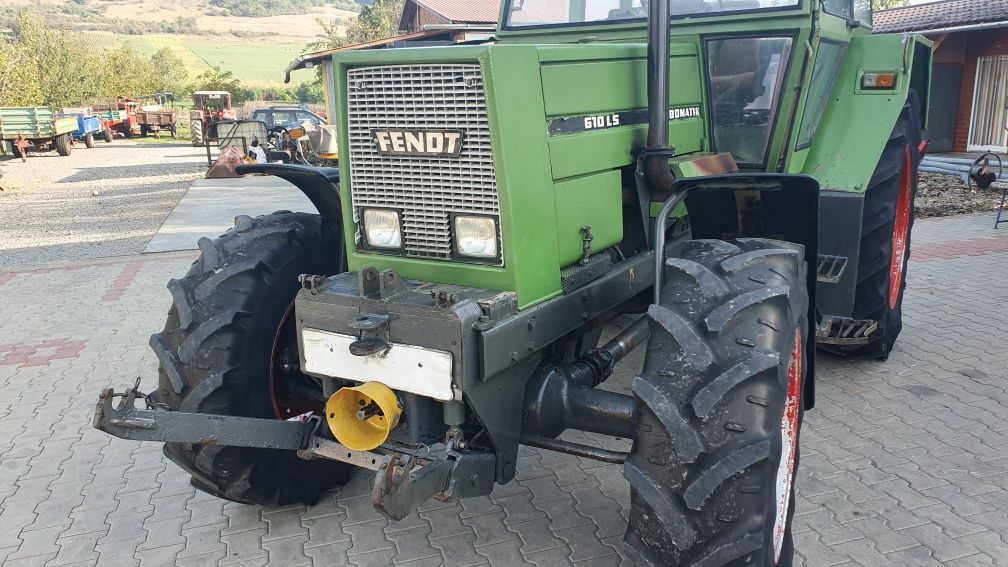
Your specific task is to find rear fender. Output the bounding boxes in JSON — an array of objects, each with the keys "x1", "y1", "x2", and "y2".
[
  {"x1": 680, "y1": 173, "x2": 819, "y2": 408},
  {"x1": 234, "y1": 164, "x2": 343, "y2": 221}
]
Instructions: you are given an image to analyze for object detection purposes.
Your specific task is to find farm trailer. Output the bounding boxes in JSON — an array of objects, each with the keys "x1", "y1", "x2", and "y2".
[
  {"x1": 91, "y1": 108, "x2": 126, "y2": 142},
  {"x1": 64, "y1": 106, "x2": 116, "y2": 144},
  {"x1": 92, "y1": 100, "x2": 177, "y2": 138},
  {"x1": 95, "y1": 0, "x2": 932, "y2": 565},
  {"x1": 0, "y1": 107, "x2": 78, "y2": 157},
  {"x1": 58, "y1": 110, "x2": 103, "y2": 148}
]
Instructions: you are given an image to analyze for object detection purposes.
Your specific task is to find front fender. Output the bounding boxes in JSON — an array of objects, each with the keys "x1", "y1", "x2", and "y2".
[
  {"x1": 679, "y1": 173, "x2": 819, "y2": 409},
  {"x1": 235, "y1": 164, "x2": 343, "y2": 221}
]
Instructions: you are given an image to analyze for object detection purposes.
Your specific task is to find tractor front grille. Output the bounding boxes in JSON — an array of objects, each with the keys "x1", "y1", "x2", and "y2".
[{"x1": 345, "y1": 64, "x2": 501, "y2": 262}]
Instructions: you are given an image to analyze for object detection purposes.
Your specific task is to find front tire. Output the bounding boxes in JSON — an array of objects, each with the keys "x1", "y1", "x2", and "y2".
[
  {"x1": 191, "y1": 120, "x2": 203, "y2": 146},
  {"x1": 624, "y1": 238, "x2": 809, "y2": 567},
  {"x1": 103, "y1": 128, "x2": 114, "y2": 143},
  {"x1": 84, "y1": 132, "x2": 95, "y2": 149},
  {"x1": 152, "y1": 212, "x2": 351, "y2": 505}
]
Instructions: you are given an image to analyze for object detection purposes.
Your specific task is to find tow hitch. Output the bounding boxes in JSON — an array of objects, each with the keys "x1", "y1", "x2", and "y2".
[{"x1": 94, "y1": 380, "x2": 495, "y2": 520}]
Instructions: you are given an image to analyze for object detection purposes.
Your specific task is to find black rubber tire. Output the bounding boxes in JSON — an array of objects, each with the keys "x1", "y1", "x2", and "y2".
[
  {"x1": 84, "y1": 132, "x2": 95, "y2": 149},
  {"x1": 624, "y1": 238, "x2": 809, "y2": 567},
  {"x1": 54, "y1": 134, "x2": 71, "y2": 156},
  {"x1": 152, "y1": 212, "x2": 351, "y2": 505},
  {"x1": 821, "y1": 92, "x2": 921, "y2": 359},
  {"x1": 191, "y1": 120, "x2": 203, "y2": 146},
  {"x1": 103, "y1": 128, "x2": 113, "y2": 143}
]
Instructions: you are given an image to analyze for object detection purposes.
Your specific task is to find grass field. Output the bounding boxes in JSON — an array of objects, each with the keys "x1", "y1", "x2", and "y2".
[
  {"x1": 8, "y1": 0, "x2": 349, "y2": 88},
  {"x1": 84, "y1": 33, "x2": 314, "y2": 87}
]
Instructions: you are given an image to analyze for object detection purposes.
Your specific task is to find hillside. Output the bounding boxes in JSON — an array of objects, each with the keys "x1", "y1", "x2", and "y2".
[{"x1": 2, "y1": 0, "x2": 358, "y2": 87}]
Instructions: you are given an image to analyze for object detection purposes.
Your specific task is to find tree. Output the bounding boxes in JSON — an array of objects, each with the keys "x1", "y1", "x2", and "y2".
[
  {"x1": 190, "y1": 67, "x2": 253, "y2": 105},
  {"x1": 90, "y1": 45, "x2": 161, "y2": 100},
  {"x1": 872, "y1": 0, "x2": 910, "y2": 10},
  {"x1": 12, "y1": 11, "x2": 88, "y2": 107},
  {"x1": 295, "y1": 80, "x2": 325, "y2": 104},
  {"x1": 314, "y1": 0, "x2": 404, "y2": 49},
  {"x1": 150, "y1": 47, "x2": 188, "y2": 98},
  {"x1": 0, "y1": 35, "x2": 42, "y2": 106}
]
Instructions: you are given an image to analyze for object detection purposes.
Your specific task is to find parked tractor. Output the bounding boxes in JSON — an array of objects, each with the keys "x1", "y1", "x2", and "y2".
[
  {"x1": 190, "y1": 91, "x2": 235, "y2": 146},
  {"x1": 96, "y1": 1, "x2": 931, "y2": 565}
]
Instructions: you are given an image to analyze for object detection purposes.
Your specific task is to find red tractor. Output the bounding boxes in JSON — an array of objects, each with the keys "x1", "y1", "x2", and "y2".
[{"x1": 190, "y1": 91, "x2": 235, "y2": 146}]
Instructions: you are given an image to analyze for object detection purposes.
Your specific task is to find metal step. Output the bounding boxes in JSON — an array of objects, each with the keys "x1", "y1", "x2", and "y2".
[
  {"x1": 816, "y1": 254, "x2": 848, "y2": 284},
  {"x1": 816, "y1": 316, "x2": 879, "y2": 345}
]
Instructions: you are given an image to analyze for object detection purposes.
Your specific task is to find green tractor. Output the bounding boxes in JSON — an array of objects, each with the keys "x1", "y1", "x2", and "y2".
[{"x1": 95, "y1": 0, "x2": 931, "y2": 564}]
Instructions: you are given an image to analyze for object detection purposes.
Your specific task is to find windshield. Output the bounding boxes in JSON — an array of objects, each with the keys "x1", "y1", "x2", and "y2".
[{"x1": 505, "y1": 0, "x2": 800, "y2": 27}]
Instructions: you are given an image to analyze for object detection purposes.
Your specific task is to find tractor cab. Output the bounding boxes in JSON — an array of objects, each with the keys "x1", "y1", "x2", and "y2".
[
  {"x1": 191, "y1": 91, "x2": 234, "y2": 121},
  {"x1": 496, "y1": 0, "x2": 920, "y2": 176}
]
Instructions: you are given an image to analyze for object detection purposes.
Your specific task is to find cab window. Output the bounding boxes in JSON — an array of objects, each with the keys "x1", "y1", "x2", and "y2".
[{"x1": 296, "y1": 111, "x2": 319, "y2": 125}]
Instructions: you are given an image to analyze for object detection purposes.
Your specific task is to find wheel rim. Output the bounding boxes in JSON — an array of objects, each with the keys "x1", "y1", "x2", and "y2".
[
  {"x1": 889, "y1": 145, "x2": 914, "y2": 310},
  {"x1": 773, "y1": 330, "x2": 803, "y2": 563},
  {"x1": 269, "y1": 302, "x2": 324, "y2": 419}
]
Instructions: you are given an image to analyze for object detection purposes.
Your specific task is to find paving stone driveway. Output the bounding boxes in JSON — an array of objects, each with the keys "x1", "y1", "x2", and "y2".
[{"x1": 1, "y1": 212, "x2": 1007, "y2": 567}]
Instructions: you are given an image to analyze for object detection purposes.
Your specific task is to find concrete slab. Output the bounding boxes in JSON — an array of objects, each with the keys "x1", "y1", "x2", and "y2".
[{"x1": 143, "y1": 175, "x2": 316, "y2": 253}]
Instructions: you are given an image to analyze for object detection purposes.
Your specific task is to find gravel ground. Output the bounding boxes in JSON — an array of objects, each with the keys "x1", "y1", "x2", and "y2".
[
  {"x1": 0, "y1": 141, "x2": 205, "y2": 267},
  {"x1": 916, "y1": 171, "x2": 1006, "y2": 218}
]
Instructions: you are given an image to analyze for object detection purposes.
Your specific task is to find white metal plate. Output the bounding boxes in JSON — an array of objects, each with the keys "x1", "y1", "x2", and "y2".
[{"x1": 301, "y1": 329, "x2": 455, "y2": 401}]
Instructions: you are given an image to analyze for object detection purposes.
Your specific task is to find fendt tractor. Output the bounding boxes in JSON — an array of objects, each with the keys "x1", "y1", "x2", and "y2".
[{"x1": 95, "y1": 0, "x2": 931, "y2": 564}]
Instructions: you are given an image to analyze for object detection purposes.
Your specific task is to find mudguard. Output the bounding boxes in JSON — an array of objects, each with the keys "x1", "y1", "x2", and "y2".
[
  {"x1": 235, "y1": 164, "x2": 343, "y2": 220},
  {"x1": 680, "y1": 173, "x2": 819, "y2": 408}
]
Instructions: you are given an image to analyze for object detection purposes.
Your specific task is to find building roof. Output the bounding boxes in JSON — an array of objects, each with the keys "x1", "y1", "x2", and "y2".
[
  {"x1": 410, "y1": 0, "x2": 500, "y2": 24},
  {"x1": 873, "y1": 0, "x2": 1008, "y2": 33},
  {"x1": 284, "y1": 29, "x2": 456, "y2": 82}
]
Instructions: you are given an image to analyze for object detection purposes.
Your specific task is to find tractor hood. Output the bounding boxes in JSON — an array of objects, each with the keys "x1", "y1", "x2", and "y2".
[{"x1": 325, "y1": 43, "x2": 706, "y2": 308}]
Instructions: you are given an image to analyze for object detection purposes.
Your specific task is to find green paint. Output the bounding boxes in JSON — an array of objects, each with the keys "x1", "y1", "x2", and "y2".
[
  {"x1": 0, "y1": 107, "x2": 77, "y2": 140},
  {"x1": 792, "y1": 33, "x2": 932, "y2": 191},
  {"x1": 554, "y1": 171, "x2": 623, "y2": 266},
  {"x1": 316, "y1": 0, "x2": 930, "y2": 309}
]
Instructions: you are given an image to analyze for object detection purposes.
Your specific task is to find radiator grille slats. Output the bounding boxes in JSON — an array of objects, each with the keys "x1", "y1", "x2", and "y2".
[{"x1": 346, "y1": 64, "x2": 501, "y2": 262}]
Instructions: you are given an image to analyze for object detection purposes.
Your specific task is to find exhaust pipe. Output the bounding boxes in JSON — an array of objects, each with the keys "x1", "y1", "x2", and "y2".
[{"x1": 643, "y1": 0, "x2": 676, "y2": 194}]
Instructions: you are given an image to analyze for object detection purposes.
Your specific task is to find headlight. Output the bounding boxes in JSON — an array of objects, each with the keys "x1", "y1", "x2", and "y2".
[
  {"x1": 362, "y1": 209, "x2": 402, "y2": 249},
  {"x1": 454, "y1": 215, "x2": 498, "y2": 259}
]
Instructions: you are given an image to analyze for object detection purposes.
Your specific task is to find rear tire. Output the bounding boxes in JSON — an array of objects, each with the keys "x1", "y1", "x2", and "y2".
[
  {"x1": 55, "y1": 134, "x2": 71, "y2": 156},
  {"x1": 191, "y1": 120, "x2": 203, "y2": 146},
  {"x1": 820, "y1": 92, "x2": 921, "y2": 359},
  {"x1": 624, "y1": 238, "x2": 809, "y2": 567},
  {"x1": 103, "y1": 128, "x2": 113, "y2": 143},
  {"x1": 152, "y1": 212, "x2": 351, "y2": 505},
  {"x1": 84, "y1": 132, "x2": 95, "y2": 149}
]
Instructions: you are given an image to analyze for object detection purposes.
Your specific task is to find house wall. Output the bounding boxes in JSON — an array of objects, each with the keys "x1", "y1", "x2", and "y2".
[
  {"x1": 403, "y1": 6, "x2": 452, "y2": 32},
  {"x1": 953, "y1": 28, "x2": 1008, "y2": 152}
]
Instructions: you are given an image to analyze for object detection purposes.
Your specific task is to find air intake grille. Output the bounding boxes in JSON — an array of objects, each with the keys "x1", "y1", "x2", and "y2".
[{"x1": 346, "y1": 64, "x2": 501, "y2": 262}]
